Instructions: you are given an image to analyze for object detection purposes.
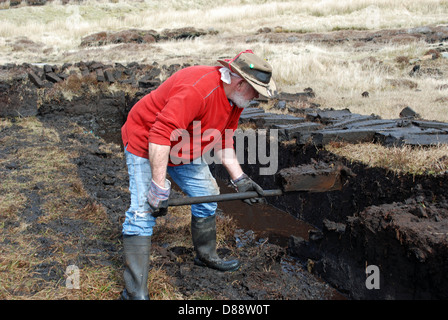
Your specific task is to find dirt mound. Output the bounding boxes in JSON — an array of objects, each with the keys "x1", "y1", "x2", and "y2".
[
  {"x1": 281, "y1": 159, "x2": 448, "y2": 299},
  {"x1": 305, "y1": 196, "x2": 448, "y2": 299},
  {"x1": 249, "y1": 25, "x2": 448, "y2": 45},
  {"x1": 80, "y1": 27, "x2": 216, "y2": 47}
]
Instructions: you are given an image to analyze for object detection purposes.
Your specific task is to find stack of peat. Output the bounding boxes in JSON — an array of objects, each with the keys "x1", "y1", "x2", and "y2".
[{"x1": 240, "y1": 100, "x2": 448, "y2": 147}]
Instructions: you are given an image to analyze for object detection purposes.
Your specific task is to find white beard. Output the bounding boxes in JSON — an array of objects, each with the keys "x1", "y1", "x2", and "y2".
[{"x1": 229, "y1": 90, "x2": 251, "y2": 109}]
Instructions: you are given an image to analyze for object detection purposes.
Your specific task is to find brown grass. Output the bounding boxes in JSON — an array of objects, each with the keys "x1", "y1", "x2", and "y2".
[
  {"x1": 0, "y1": 117, "x2": 124, "y2": 299},
  {"x1": 326, "y1": 141, "x2": 448, "y2": 175}
]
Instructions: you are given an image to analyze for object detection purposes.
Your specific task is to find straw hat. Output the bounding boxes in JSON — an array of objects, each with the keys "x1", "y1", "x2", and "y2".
[{"x1": 217, "y1": 50, "x2": 277, "y2": 98}]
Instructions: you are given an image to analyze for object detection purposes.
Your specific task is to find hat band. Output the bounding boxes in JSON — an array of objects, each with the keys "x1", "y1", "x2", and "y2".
[
  {"x1": 226, "y1": 49, "x2": 254, "y2": 73},
  {"x1": 241, "y1": 66, "x2": 271, "y2": 84}
]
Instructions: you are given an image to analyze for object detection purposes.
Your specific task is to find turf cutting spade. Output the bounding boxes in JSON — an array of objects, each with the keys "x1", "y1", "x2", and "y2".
[{"x1": 167, "y1": 161, "x2": 355, "y2": 206}]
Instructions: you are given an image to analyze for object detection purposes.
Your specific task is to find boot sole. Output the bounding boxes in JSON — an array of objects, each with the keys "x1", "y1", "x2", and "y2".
[{"x1": 194, "y1": 257, "x2": 241, "y2": 272}]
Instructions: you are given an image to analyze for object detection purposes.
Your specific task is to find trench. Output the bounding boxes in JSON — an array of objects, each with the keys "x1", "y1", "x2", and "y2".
[
  {"x1": 214, "y1": 179, "x2": 349, "y2": 301},
  {"x1": 216, "y1": 180, "x2": 314, "y2": 247},
  {"x1": 209, "y1": 143, "x2": 448, "y2": 299}
]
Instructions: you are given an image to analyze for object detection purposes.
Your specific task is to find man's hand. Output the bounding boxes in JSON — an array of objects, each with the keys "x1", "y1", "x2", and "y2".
[
  {"x1": 147, "y1": 179, "x2": 171, "y2": 217},
  {"x1": 232, "y1": 173, "x2": 265, "y2": 205}
]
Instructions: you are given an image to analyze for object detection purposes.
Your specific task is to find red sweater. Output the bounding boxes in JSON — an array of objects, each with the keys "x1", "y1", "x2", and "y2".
[{"x1": 121, "y1": 66, "x2": 243, "y2": 165}]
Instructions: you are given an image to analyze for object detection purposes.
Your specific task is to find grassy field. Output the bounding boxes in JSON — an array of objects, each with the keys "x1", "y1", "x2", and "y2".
[
  {"x1": 1, "y1": 0, "x2": 448, "y2": 122},
  {"x1": 1, "y1": 0, "x2": 448, "y2": 300}
]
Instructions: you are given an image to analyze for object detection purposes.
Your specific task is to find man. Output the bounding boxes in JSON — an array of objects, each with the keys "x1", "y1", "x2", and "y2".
[{"x1": 120, "y1": 50, "x2": 277, "y2": 300}]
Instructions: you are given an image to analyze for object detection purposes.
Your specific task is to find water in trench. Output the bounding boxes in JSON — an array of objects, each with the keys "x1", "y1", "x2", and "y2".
[{"x1": 217, "y1": 181, "x2": 315, "y2": 247}]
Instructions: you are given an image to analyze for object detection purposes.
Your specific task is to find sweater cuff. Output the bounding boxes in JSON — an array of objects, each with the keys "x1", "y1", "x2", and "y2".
[{"x1": 231, "y1": 173, "x2": 247, "y2": 186}]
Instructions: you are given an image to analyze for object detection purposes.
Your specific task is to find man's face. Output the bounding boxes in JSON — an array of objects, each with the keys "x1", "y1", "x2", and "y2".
[{"x1": 230, "y1": 80, "x2": 260, "y2": 109}]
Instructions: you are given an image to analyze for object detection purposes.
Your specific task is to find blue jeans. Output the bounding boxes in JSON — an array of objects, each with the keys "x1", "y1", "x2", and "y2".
[{"x1": 122, "y1": 148, "x2": 220, "y2": 236}]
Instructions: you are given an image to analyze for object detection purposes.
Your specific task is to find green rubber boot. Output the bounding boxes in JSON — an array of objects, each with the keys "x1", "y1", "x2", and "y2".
[
  {"x1": 121, "y1": 235, "x2": 151, "y2": 300},
  {"x1": 191, "y1": 215, "x2": 240, "y2": 272}
]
